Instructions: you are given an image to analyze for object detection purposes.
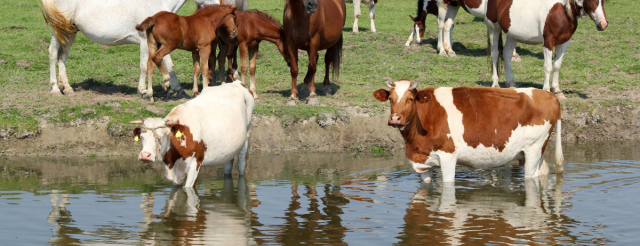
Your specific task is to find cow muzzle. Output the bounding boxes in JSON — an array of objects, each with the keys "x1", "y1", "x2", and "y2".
[
  {"x1": 388, "y1": 114, "x2": 404, "y2": 128},
  {"x1": 139, "y1": 151, "x2": 153, "y2": 163}
]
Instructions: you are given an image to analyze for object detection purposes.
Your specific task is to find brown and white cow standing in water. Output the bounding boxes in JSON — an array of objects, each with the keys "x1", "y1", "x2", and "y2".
[
  {"x1": 485, "y1": 0, "x2": 609, "y2": 100},
  {"x1": 373, "y1": 80, "x2": 563, "y2": 183},
  {"x1": 132, "y1": 80, "x2": 254, "y2": 187}
]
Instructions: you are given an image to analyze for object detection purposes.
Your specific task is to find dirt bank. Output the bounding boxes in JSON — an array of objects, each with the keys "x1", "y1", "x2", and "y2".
[{"x1": 1, "y1": 102, "x2": 638, "y2": 157}]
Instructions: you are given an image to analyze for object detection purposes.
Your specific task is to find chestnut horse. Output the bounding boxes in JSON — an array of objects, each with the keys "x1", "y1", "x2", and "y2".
[
  {"x1": 216, "y1": 10, "x2": 285, "y2": 98},
  {"x1": 283, "y1": 0, "x2": 346, "y2": 106},
  {"x1": 136, "y1": 5, "x2": 238, "y2": 102},
  {"x1": 486, "y1": 0, "x2": 609, "y2": 100}
]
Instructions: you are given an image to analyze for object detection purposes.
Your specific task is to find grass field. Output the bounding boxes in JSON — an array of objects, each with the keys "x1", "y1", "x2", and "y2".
[{"x1": 0, "y1": 0, "x2": 638, "y2": 137}]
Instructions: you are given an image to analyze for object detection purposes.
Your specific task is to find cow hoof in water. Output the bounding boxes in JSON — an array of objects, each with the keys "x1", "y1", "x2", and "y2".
[
  {"x1": 307, "y1": 97, "x2": 320, "y2": 106},
  {"x1": 554, "y1": 91, "x2": 567, "y2": 101}
]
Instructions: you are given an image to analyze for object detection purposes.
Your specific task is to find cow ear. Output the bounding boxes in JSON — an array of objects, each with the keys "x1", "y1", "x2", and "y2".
[
  {"x1": 373, "y1": 89, "x2": 390, "y2": 102},
  {"x1": 415, "y1": 91, "x2": 432, "y2": 103},
  {"x1": 169, "y1": 124, "x2": 187, "y2": 137},
  {"x1": 133, "y1": 127, "x2": 141, "y2": 137}
]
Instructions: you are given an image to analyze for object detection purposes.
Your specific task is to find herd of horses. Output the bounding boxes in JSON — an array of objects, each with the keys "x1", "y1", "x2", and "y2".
[{"x1": 39, "y1": 0, "x2": 609, "y2": 104}]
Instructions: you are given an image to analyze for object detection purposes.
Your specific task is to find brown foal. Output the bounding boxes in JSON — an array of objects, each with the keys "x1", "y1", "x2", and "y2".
[
  {"x1": 136, "y1": 5, "x2": 238, "y2": 102},
  {"x1": 215, "y1": 10, "x2": 285, "y2": 98}
]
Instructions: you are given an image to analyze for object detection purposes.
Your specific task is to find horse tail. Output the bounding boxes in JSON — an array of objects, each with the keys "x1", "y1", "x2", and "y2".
[
  {"x1": 486, "y1": 30, "x2": 504, "y2": 76},
  {"x1": 136, "y1": 16, "x2": 157, "y2": 32},
  {"x1": 555, "y1": 118, "x2": 564, "y2": 173},
  {"x1": 332, "y1": 34, "x2": 343, "y2": 82},
  {"x1": 39, "y1": 0, "x2": 78, "y2": 47}
]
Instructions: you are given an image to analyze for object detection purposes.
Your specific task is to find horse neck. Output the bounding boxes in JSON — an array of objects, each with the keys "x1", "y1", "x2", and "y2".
[
  {"x1": 285, "y1": 0, "x2": 309, "y2": 19},
  {"x1": 568, "y1": 0, "x2": 582, "y2": 24},
  {"x1": 253, "y1": 19, "x2": 284, "y2": 46}
]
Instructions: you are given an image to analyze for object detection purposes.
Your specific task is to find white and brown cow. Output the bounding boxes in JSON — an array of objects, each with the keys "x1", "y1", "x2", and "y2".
[
  {"x1": 373, "y1": 80, "x2": 563, "y2": 183},
  {"x1": 485, "y1": 0, "x2": 609, "y2": 100},
  {"x1": 132, "y1": 80, "x2": 254, "y2": 187}
]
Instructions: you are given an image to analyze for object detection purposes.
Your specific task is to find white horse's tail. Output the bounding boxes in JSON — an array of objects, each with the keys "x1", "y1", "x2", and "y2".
[
  {"x1": 555, "y1": 118, "x2": 564, "y2": 173},
  {"x1": 39, "y1": 0, "x2": 77, "y2": 47}
]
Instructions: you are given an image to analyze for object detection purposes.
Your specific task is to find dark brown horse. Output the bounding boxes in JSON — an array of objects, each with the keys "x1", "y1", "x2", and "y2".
[
  {"x1": 215, "y1": 10, "x2": 285, "y2": 98},
  {"x1": 282, "y1": 0, "x2": 346, "y2": 105},
  {"x1": 135, "y1": 5, "x2": 238, "y2": 102}
]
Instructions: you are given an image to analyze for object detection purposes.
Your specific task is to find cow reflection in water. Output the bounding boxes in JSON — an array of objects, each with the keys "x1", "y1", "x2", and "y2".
[
  {"x1": 397, "y1": 173, "x2": 572, "y2": 245},
  {"x1": 140, "y1": 177, "x2": 256, "y2": 245}
]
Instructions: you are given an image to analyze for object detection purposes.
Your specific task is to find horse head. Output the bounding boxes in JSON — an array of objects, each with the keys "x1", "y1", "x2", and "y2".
[
  {"x1": 221, "y1": 6, "x2": 239, "y2": 39},
  {"x1": 300, "y1": 0, "x2": 318, "y2": 14},
  {"x1": 576, "y1": 0, "x2": 609, "y2": 31},
  {"x1": 409, "y1": 10, "x2": 427, "y2": 41}
]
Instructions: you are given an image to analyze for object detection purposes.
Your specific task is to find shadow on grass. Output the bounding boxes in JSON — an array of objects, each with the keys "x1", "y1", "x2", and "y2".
[
  {"x1": 475, "y1": 80, "x2": 545, "y2": 89},
  {"x1": 265, "y1": 82, "x2": 342, "y2": 101},
  {"x1": 73, "y1": 78, "x2": 195, "y2": 97},
  {"x1": 420, "y1": 39, "x2": 487, "y2": 57},
  {"x1": 343, "y1": 27, "x2": 374, "y2": 33}
]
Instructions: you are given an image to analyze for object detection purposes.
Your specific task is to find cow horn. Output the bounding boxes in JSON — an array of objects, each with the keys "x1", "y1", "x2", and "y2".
[
  {"x1": 130, "y1": 120, "x2": 143, "y2": 125},
  {"x1": 408, "y1": 82, "x2": 418, "y2": 90},
  {"x1": 386, "y1": 80, "x2": 396, "y2": 88}
]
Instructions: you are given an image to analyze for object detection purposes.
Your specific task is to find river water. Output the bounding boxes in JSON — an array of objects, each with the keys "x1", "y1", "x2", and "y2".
[{"x1": 1, "y1": 141, "x2": 639, "y2": 245}]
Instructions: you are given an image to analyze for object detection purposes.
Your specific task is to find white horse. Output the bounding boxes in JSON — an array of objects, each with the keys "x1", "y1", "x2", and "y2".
[
  {"x1": 485, "y1": 0, "x2": 609, "y2": 100},
  {"x1": 346, "y1": 0, "x2": 377, "y2": 33},
  {"x1": 39, "y1": 0, "x2": 220, "y2": 100}
]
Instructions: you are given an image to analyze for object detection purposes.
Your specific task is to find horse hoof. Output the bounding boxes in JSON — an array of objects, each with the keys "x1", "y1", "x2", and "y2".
[
  {"x1": 307, "y1": 97, "x2": 320, "y2": 106},
  {"x1": 287, "y1": 98, "x2": 298, "y2": 106},
  {"x1": 162, "y1": 82, "x2": 170, "y2": 91},
  {"x1": 50, "y1": 90, "x2": 63, "y2": 96},
  {"x1": 491, "y1": 84, "x2": 501, "y2": 88},
  {"x1": 439, "y1": 52, "x2": 447, "y2": 57},
  {"x1": 148, "y1": 97, "x2": 155, "y2": 104},
  {"x1": 448, "y1": 53, "x2": 457, "y2": 58},
  {"x1": 554, "y1": 91, "x2": 567, "y2": 101},
  {"x1": 63, "y1": 89, "x2": 76, "y2": 96}
]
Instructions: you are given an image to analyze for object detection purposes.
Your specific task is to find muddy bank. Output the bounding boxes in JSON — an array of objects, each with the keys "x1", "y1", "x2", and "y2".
[{"x1": 0, "y1": 104, "x2": 638, "y2": 157}]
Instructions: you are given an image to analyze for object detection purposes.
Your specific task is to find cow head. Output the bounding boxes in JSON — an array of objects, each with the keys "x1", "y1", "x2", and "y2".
[
  {"x1": 373, "y1": 80, "x2": 427, "y2": 129},
  {"x1": 131, "y1": 118, "x2": 172, "y2": 164},
  {"x1": 577, "y1": 0, "x2": 608, "y2": 31}
]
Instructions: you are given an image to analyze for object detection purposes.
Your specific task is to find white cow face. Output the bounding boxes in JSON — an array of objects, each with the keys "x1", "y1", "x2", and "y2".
[{"x1": 132, "y1": 118, "x2": 171, "y2": 163}]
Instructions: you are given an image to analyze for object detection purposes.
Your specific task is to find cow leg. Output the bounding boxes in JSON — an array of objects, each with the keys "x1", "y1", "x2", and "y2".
[
  {"x1": 286, "y1": 44, "x2": 300, "y2": 105},
  {"x1": 183, "y1": 158, "x2": 201, "y2": 188},
  {"x1": 237, "y1": 137, "x2": 250, "y2": 176},
  {"x1": 191, "y1": 51, "x2": 201, "y2": 96},
  {"x1": 503, "y1": 36, "x2": 518, "y2": 88},
  {"x1": 551, "y1": 41, "x2": 570, "y2": 100},
  {"x1": 223, "y1": 158, "x2": 235, "y2": 177},
  {"x1": 248, "y1": 44, "x2": 259, "y2": 98},
  {"x1": 57, "y1": 33, "x2": 77, "y2": 96},
  {"x1": 436, "y1": 1, "x2": 448, "y2": 56},
  {"x1": 523, "y1": 150, "x2": 550, "y2": 179},
  {"x1": 368, "y1": 2, "x2": 377, "y2": 33},
  {"x1": 48, "y1": 31, "x2": 63, "y2": 95},
  {"x1": 443, "y1": 5, "x2": 459, "y2": 57},
  {"x1": 304, "y1": 47, "x2": 320, "y2": 106},
  {"x1": 352, "y1": 0, "x2": 361, "y2": 33},
  {"x1": 421, "y1": 170, "x2": 434, "y2": 183},
  {"x1": 218, "y1": 42, "x2": 230, "y2": 85}
]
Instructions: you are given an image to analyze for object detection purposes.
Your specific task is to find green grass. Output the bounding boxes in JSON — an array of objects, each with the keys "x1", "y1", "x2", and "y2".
[{"x1": 0, "y1": 0, "x2": 638, "y2": 138}]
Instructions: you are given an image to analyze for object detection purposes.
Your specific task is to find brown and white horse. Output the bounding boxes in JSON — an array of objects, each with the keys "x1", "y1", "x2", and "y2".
[
  {"x1": 282, "y1": 0, "x2": 346, "y2": 106},
  {"x1": 486, "y1": 0, "x2": 609, "y2": 100},
  {"x1": 347, "y1": 0, "x2": 377, "y2": 33}
]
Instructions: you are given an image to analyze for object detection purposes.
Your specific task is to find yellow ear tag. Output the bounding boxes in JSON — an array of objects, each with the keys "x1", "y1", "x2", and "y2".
[
  {"x1": 175, "y1": 130, "x2": 183, "y2": 138},
  {"x1": 134, "y1": 136, "x2": 140, "y2": 141}
]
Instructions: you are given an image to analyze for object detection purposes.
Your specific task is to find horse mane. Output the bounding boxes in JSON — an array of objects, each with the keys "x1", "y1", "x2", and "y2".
[
  {"x1": 193, "y1": 4, "x2": 234, "y2": 15},
  {"x1": 248, "y1": 9, "x2": 281, "y2": 27},
  {"x1": 416, "y1": 0, "x2": 425, "y2": 18},
  {"x1": 565, "y1": 0, "x2": 575, "y2": 20}
]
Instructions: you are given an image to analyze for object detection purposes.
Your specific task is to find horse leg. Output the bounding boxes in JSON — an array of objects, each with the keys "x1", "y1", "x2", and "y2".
[
  {"x1": 192, "y1": 51, "x2": 201, "y2": 96},
  {"x1": 323, "y1": 44, "x2": 338, "y2": 97},
  {"x1": 239, "y1": 43, "x2": 249, "y2": 86},
  {"x1": 48, "y1": 31, "x2": 63, "y2": 95},
  {"x1": 160, "y1": 54, "x2": 183, "y2": 96},
  {"x1": 58, "y1": 33, "x2": 77, "y2": 96},
  {"x1": 199, "y1": 45, "x2": 212, "y2": 89},
  {"x1": 542, "y1": 44, "x2": 554, "y2": 92},
  {"x1": 218, "y1": 41, "x2": 229, "y2": 85},
  {"x1": 138, "y1": 37, "x2": 150, "y2": 96},
  {"x1": 304, "y1": 47, "x2": 320, "y2": 106},
  {"x1": 443, "y1": 5, "x2": 459, "y2": 57},
  {"x1": 352, "y1": 0, "x2": 361, "y2": 33},
  {"x1": 503, "y1": 37, "x2": 518, "y2": 88},
  {"x1": 248, "y1": 44, "x2": 259, "y2": 98},
  {"x1": 286, "y1": 44, "x2": 300, "y2": 105},
  {"x1": 436, "y1": 0, "x2": 448, "y2": 56},
  {"x1": 226, "y1": 45, "x2": 239, "y2": 81},
  {"x1": 368, "y1": 2, "x2": 377, "y2": 33},
  {"x1": 486, "y1": 24, "x2": 502, "y2": 88},
  {"x1": 551, "y1": 41, "x2": 570, "y2": 100},
  {"x1": 147, "y1": 42, "x2": 176, "y2": 103}
]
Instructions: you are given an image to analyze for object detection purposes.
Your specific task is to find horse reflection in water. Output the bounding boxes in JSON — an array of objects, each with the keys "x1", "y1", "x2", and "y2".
[
  {"x1": 397, "y1": 173, "x2": 572, "y2": 245},
  {"x1": 140, "y1": 176, "x2": 257, "y2": 245}
]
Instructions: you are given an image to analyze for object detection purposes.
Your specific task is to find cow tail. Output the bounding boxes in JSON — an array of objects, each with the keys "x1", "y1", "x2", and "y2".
[
  {"x1": 331, "y1": 34, "x2": 343, "y2": 82},
  {"x1": 136, "y1": 16, "x2": 157, "y2": 32},
  {"x1": 39, "y1": 0, "x2": 78, "y2": 47},
  {"x1": 555, "y1": 118, "x2": 564, "y2": 173}
]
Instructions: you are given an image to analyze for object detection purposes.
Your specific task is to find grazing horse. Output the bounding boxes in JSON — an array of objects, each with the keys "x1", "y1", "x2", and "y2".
[
  {"x1": 486, "y1": 0, "x2": 609, "y2": 100},
  {"x1": 405, "y1": 0, "x2": 521, "y2": 59},
  {"x1": 346, "y1": 0, "x2": 377, "y2": 33},
  {"x1": 38, "y1": 0, "x2": 218, "y2": 99},
  {"x1": 282, "y1": 0, "x2": 346, "y2": 106},
  {"x1": 216, "y1": 10, "x2": 285, "y2": 98},
  {"x1": 136, "y1": 5, "x2": 239, "y2": 101}
]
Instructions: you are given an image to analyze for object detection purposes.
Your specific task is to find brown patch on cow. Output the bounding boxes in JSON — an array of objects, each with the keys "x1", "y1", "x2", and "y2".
[
  {"x1": 403, "y1": 88, "x2": 456, "y2": 164},
  {"x1": 543, "y1": 3, "x2": 578, "y2": 50},
  {"x1": 167, "y1": 123, "x2": 207, "y2": 171},
  {"x1": 452, "y1": 87, "x2": 560, "y2": 152}
]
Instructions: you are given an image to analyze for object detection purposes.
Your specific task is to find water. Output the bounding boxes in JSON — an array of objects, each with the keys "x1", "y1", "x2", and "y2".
[{"x1": 1, "y1": 141, "x2": 639, "y2": 245}]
